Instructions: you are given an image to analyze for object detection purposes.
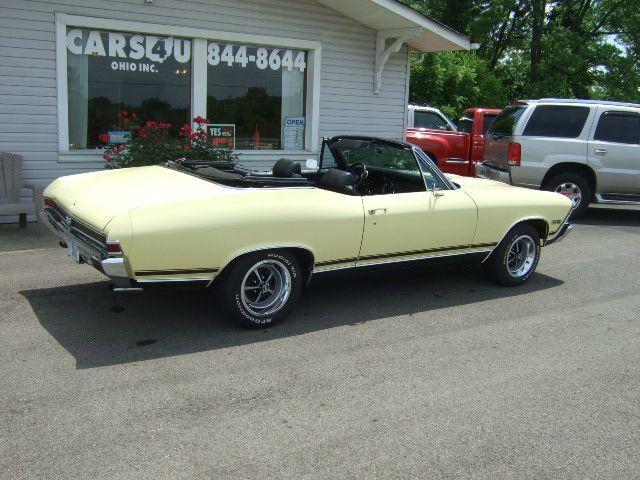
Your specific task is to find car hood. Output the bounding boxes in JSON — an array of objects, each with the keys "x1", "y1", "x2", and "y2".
[
  {"x1": 445, "y1": 174, "x2": 512, "y2": 189},
  {"x1": 44, "y1": 165, "x2": 234, "y2": 230},
  {"x1": 446, "y1": 173, "x2": 573, "y2": 216}
]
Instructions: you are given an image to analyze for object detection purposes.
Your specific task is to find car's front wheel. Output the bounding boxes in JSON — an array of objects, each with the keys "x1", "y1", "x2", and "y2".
[
  {"x1": 483, "y1": 223, "x2": 541, "y2": 286},
  {"x1": 215, "y1": 250, "x2": 302, "y2": 327}
]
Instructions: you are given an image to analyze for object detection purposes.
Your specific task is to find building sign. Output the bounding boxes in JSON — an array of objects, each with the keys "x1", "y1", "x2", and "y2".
[
  {"x1": 65, "y1": 29, "x2": 305, "y2": 73},
  {"x1": 66, "y1": 28, "x2": 191, "y2": 74},
  {"x1": 207, "y1": 124, "x2": 235, "y2": 149},
  {"x1": 207, "y1": 42, "x2": 306, "y2": 71},
  {"x1": 283, "y1": 117, "x2": 305, "y2": 150}
]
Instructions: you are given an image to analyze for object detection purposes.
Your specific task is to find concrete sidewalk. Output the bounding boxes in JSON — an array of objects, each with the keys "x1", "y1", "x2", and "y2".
[{"x1": 0, "y1": 223, "x2": 58, "y2": 254}]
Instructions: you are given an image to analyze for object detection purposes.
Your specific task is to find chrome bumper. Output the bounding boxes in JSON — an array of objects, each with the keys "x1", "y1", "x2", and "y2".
[
  {"x1": 475, "y1": 163, "x2": 511, "y2": 184},
  {"x1": 545, "y1": 223, "x2": 573, "y2": 246},
  {"x1": 40, "y1": 210, "x2": 133, "y2": 289}
]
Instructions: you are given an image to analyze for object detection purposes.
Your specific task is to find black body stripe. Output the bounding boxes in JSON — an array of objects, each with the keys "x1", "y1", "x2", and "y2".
[
  {"x1": 317, "y1": 243, "x2": 497, "y2": 266},
  {"x1": 135, "y1": 268, "x2": 219, "y2": 276},
  {"x1": 470, "y1": 242, "x2": 498, "y2": 249},
  {"x1": 315, "y1": 257, "x2": 358, "y2": 267},
  {"x1": 358, "y1": 244, "x2": 469, "y2": 261}
]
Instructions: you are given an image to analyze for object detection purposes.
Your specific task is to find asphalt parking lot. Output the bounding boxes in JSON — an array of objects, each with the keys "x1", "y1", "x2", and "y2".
[{"x1": 1, "y1": 205, "x2": 639, "y2": 480}]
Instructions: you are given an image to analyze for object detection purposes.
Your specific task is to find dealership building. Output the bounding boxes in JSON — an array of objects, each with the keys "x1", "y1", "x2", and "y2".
[{"x1": 0, "y1": 0, "x2": 469, "y2": 222}]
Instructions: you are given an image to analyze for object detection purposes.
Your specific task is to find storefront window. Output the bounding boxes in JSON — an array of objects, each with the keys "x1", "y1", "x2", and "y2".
[
  {"x1": 206, "y1": 41, "x2": 307, "y2": 150},
  {"x1": 66, "y1": 27, "x2": 191, "y2": 149}
]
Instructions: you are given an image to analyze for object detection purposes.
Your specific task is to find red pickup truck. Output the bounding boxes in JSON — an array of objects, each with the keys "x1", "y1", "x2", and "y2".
[{"x1": 406, "y1": 106, "x2": 502, "y2": 176}]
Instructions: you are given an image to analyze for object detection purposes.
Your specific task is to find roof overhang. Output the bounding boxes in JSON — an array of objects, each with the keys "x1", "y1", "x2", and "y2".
[{"x1": 316, "y1": 0, "x2": 471, "y2": 52}]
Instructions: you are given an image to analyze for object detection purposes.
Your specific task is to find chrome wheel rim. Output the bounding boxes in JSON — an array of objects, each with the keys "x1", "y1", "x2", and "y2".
[
  {"x1": 507, "y1": 235, "x2": 537, "y2": 278},
  {"x1": 554, "y1": 182, "x2": 582, "y2": 209},
  {"x1": 240, "y1": 260, "x2": 291, "y2": 317}
]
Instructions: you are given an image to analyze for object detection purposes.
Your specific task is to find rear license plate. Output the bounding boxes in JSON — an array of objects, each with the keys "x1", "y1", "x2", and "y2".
[{"x1": 67, "y1": 239, "x2": 80, "y2": 264}]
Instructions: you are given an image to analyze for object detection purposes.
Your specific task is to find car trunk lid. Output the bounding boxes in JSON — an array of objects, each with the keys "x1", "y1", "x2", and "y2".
[{"x1": 45, "y1": 165, "x2": 228, "y2": 230}]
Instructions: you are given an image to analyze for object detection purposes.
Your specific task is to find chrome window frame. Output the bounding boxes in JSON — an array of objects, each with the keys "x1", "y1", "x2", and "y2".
[{"x1": 413, "y1": 148, "x2": 455, "y2": 191}]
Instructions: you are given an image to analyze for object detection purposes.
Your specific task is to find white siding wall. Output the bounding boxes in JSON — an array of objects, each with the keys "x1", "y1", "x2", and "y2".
[{"x1": 0, "y1": 0, "x2": 409, "y2": 221}]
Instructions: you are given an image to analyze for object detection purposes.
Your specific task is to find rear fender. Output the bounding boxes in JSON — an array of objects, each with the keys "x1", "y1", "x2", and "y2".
[{"x1": 215, "y1": 244, "x2": 316, "y2": 285}]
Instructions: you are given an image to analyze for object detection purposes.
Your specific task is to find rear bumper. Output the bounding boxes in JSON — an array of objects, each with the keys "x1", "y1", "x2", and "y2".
[
  {"x1": 475, "y1": 163, "x2": 511, "y2": 184},
  {"x1": 40, "y1": 210, "x2": 133, "y2": 289}
]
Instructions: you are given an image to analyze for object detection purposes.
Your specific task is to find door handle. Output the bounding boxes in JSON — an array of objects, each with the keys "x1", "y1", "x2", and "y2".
[
  {"x1": 368, "y1": 208, "x2": 387, "y2": 214},
  {"x1": 594, "y1": 148, "x2": 607, "y2": 156}
]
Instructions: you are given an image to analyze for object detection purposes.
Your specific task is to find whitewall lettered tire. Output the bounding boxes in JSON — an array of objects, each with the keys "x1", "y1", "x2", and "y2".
[
  {"x1": 483, "y1": 223, "x2": 541, "y2": 286},
  {"x1": 216, "y1": 250, "x2": 302, "y2": 327}
]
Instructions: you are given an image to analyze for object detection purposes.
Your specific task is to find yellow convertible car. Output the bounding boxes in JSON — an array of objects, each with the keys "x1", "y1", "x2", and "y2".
[{"x1": 42, "y1": 136, "x2": 573, "y2": 327}]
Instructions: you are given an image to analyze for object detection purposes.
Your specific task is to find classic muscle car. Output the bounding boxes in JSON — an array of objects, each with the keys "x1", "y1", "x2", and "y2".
[{"x1": 41, "y1": 136, "x2": 573, "y2": 327}]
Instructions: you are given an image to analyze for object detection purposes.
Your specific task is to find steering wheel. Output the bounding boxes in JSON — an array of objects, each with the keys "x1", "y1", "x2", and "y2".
[{"x1": 348, "y1": 162, "x2": 369, "y2": 188}]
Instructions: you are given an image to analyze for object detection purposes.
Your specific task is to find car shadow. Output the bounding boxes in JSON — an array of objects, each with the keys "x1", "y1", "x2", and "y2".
[
  {"x1": 21, "y1": 264, "x2": 563, "y2": 369},
  {"x1": 576, "y1": 206, "x2": 640, "y2": 229}
]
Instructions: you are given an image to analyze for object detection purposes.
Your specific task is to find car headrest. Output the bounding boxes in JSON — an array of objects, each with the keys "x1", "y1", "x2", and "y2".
[
  {"x1": 319, "y1": 168, "x2": 358, "y2": 195},
  {"x1": 272, "y1": 158, "x2": 302, "y2": 178}
]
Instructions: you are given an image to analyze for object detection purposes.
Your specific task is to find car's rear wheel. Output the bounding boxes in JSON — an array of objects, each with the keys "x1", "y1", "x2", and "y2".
[
  {"x1": 543, "y1": 172, "x2": 591, "y2": 218},
  {"x1": 215, "y1": 250, "x2": 302, "y2": 328},
  {"x1": 483, "y1": 223, "x2": 541, "y2": 286}
]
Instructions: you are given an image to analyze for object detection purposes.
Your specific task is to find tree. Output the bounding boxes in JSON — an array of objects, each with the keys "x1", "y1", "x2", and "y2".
[
  {"x1": 409, "y1": 51, "x2": 507, "y2": 118},
  {"x1": 402, "y1": 0, "x2": 640, "y2": 115}
]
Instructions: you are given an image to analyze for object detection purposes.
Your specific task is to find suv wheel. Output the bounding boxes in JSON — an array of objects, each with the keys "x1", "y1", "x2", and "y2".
[{"x1": 543, "y1": 172, "x2": 592, "y2": 218}]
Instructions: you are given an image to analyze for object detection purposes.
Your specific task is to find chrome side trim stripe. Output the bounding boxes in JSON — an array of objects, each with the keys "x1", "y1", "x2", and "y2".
[
  {"x1": 314, "y1": 257, "x2": 358, "y2": 267},
  {"x1": 312, "y1": 247, "x2": 494, "y2": 274},
  {"x1": 357, "y1": 243, "x2": 496, "y2": 262},
  {"x1": 134, "y1": 267, "x2": 219, "y2": 276},
  {"x1": 135, "y1": 277, "x2": 213, "y2": 283}
]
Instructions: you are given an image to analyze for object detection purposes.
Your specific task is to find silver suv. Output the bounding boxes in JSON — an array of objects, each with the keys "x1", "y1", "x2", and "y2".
[{"x1": 477, "y1": 99, "x2": 640, "y2": 216}]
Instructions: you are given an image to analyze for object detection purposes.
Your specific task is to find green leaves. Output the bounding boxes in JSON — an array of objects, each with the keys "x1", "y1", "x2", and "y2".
[
  {"x1": 409, "y1": 51, "x2": 507, "y2": 118},
  {"x1": 404, "y1": 0, "x2": 640, "y2": 117}
]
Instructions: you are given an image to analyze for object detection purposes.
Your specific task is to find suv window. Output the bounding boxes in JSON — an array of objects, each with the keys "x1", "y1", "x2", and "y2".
[
  {"x1": 487, "y1": 105, "x2": 526, "y2": 136},
  {"x1": 483, "y1": 114, "x2": 498, "y2": 134},
  {"x1": 594, "y1": 111, "x2": 640, "y2": 144},
  {"x1": 414, "y1": 111, "x2": 450, "y2": 130},
  {"x1": 522, "y1": 105, "x2": 590, "y2": 138}
]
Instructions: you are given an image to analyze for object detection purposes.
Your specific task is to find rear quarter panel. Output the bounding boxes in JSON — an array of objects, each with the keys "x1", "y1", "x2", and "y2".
[{"x1": 126, "y1": 187, "x2": 365, "y2": 279}]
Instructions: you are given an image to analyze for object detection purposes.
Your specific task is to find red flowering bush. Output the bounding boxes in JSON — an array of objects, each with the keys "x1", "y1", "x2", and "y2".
[{"x1": 101, "y1": 112, "x2": 236, "y2": 169}]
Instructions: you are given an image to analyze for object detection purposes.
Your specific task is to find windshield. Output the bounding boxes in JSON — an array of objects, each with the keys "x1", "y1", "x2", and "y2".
[
  {"x1": 329, "y1": 138, "x2": 420, "y2": 174},
  {"x1": 487, "y1": 105, "x2": 527, "y2": 136}
]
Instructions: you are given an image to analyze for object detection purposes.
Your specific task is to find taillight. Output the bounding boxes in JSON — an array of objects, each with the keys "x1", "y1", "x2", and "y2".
[
  {"x1": 507, "y1": 142, "x2": 521, "y2": 166},
  {"x1": 44, "y1": 197, "x2": 56, "y2": 208},
  {"x1": 106, "y1": 241, "x2": 123, "y2": 256}
]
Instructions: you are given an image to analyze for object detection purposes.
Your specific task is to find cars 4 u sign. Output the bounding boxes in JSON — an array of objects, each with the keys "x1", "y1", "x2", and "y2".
[{"x1": 207, "y1": 124, "x2": 235, "y2": 149}]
